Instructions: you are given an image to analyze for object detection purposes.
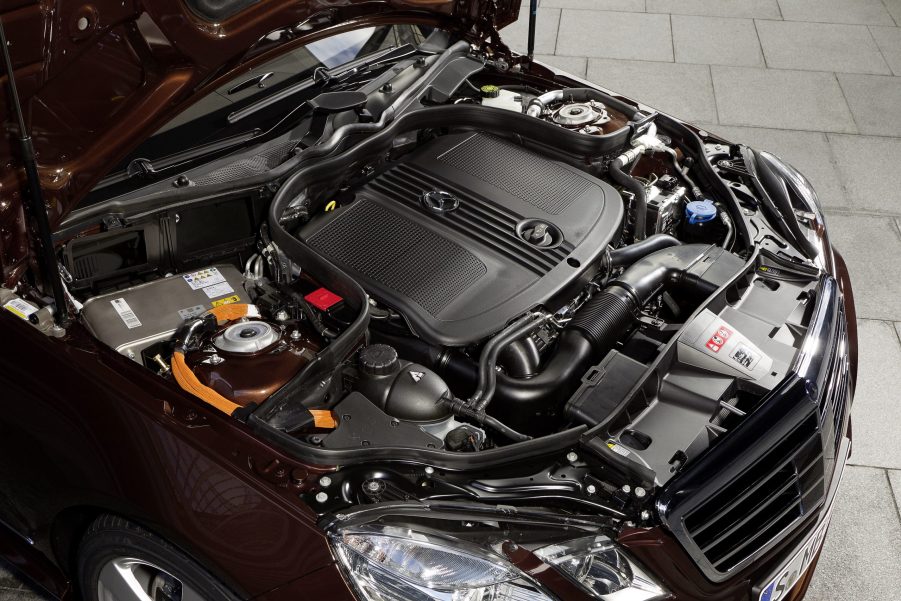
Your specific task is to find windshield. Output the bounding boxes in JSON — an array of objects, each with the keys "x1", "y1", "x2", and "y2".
[{"x1": 86, "y1": 24, "x2": 428, "y2": 204}]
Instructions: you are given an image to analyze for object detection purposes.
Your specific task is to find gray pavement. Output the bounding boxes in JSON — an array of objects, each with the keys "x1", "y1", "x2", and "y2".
[{"x1": 4, "y1": 1, "x2": 901, "y2": 599}]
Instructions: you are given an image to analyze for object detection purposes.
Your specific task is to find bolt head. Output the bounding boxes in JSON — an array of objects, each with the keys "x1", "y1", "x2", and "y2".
[
  {"x1": 319, "y1": 476, "x2": 332, "y2": 487},
  {"x1": 586, "y1": 484, "x2": 597, "y2": 494},
  {"x1": 566, "y1": 451, "x2": 579, "y2": 463},
  {"x1": 366, "y1": 480, "x2": 381, "y2": 492},
  {"x1": 275, "y1": 310, "x2": 289, "y2": 321},
  {"x1": 640, "y1": 510, "x2": 651, "y2": 521},
  {"x1": 634, "y1": 486, "x2": 647, "y2": 498},
  {"x1": 621, "y1": 484, "x2": 632, "y2": 494},
  {"x1": 424, "y1": 466, "x2": 435, "y2": 475},
  {"x1": 315, "y1": 492, "x2": 328, "y2": 503}
]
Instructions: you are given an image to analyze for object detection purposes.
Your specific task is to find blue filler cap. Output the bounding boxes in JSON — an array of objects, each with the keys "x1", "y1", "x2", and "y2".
[{"x1": 685, "y1": 199, "x2": 717, "y2": 225}]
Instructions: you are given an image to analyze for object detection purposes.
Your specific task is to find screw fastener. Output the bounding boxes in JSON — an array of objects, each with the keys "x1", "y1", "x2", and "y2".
[
  {"x1": 634, "y1": 487, "x2": 647, "y2": 499},
  {"x1": 315, "y1": 492, "x2": 328, "y2": 503},
  {"x1": 319, "y1": 476, "x2": 332, "y2": 487},
  {"x1": 424, "y1": 466, "x2": 435, "y2": 475},
  {"x1": 586, "y1": 484, "x2": 597, "y2": 494},
  {"x1": 566, "y1": 452, "x2": 579, "y2": 463}
]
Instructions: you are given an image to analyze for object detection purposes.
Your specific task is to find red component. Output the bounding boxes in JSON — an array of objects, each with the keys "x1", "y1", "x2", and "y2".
[
  {"x1": 705, "y1": 324, "x2": 733, "y2": 353},
  {"x1": 305, "y1": 287, "x2": 343, "y2": 311}
]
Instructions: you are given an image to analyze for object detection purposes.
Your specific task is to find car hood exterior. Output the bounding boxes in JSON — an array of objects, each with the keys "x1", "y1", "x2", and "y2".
[{"x1": 0, "y1": 0, "x2": 518, "y2": 284}]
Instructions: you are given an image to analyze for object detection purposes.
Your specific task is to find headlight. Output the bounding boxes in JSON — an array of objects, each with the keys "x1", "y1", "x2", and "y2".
[
  {"x1": 756, "y1": 151, "x2": 823, "y2": 216},
  {"x1": 331, "y1": 526, "x2": 668, "y2": 601},
  {"x1": 534, "y1": 536, "x2": 667, "y2": 600}
]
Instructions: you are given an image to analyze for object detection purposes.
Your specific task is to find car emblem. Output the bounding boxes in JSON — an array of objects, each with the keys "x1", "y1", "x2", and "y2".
[
  {"x1": 410, "y1": 371, "x2": 424, "y2": 383},
  {"x1": 420, "y1": 190, "x2": 459, "y2": 213}
]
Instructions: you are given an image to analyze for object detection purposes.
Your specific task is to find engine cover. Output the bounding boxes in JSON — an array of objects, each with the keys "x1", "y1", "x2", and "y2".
[{"x1": 300, "y1": 132, "x2": 623, "y2": 345}]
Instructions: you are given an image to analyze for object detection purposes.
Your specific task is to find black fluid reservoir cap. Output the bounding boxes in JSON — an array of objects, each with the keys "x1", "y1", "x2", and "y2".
[{"x1": 359, "y1": 344, "x2": 399, "y2": 377}]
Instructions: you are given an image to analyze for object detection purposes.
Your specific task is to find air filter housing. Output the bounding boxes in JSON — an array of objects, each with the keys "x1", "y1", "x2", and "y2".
[{"x1": 300, "y1": 132, "x2": 623, "y2": 345}]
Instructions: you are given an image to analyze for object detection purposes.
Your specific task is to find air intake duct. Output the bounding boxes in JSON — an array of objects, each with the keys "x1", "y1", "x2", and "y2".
[{"x1": 384, "y1": 243, "x2": 742, "y2": 432}]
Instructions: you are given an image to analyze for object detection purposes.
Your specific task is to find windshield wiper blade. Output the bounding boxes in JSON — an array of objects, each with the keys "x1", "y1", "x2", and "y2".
[{"x1": 227, "y1": 44, "x2": 417, "y2": 125}]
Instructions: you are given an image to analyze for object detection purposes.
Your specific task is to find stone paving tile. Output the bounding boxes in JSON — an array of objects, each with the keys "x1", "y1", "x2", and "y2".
[
  {"x1": 556, "y1": 10, "x2": 673, "y2": 61},
  {"x1": 697, "y1": 124, "x2": 848, "y2": 209},
  {"x1": 836, "y1": 319, "x2": 901, "y2": 469},
  {"x1": 837, "y1": 73, "x2": 901, "y2": 137},
  {"x1": 885, "y1": 0, "x2": 901, "y2": 25},
  {"x1": 826, "y1": 213, "x2": 901, "y2": 321},
  {"x1": 587, "y1": 59, "x2": 717, "y2": 123},
  {"x1": 805, "y1": 466, "x2": 901, "y2": 601},
  {"x1": 756, "y1": 20, "x2": 891, "y2": 74},
  {"x1": 533, "y1": 54, "x2": 588, "y2": 77},
  {"x1": 869, "y1": 25, "x2": 901, "y2": 76},
  {"x1": 672, "y1": 15, "x2": 764, "y2": 67},
  {"x1": 828, "y1": 134, "x2": 901, "y2": 213},
  {"x1": 711, "y1": 66, "x2": 857, "y2": 132},
  {"x1": 778, "y1": 0, "x2": 895, "y2": 25},
  {"x1": 540, "y1": 0, "x2": 643, "y2": 11},
  {"x1": 647, "y1": 0, "x2": 782, "y2": 19},
  {"x1": 890, "y1": 468, "x2": 901, "y2": 521},
  {"x1": 499, "y1": 6, "x2": 560, "y2": 55}
]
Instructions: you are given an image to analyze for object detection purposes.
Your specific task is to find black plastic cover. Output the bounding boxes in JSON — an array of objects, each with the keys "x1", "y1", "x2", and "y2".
[{"x1": 300, "y1": 132, "x2": 623, "y2": 345}]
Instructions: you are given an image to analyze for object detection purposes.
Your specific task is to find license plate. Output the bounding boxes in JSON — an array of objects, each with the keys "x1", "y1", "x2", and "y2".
[{"x1": 758, "y1": 503, "x2": 835, "y2": 601}]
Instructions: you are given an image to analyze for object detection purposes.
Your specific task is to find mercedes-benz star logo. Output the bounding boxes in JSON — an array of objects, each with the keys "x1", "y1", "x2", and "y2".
[{"x1": 420, "y1": 190, "x2": 460, "y2": 213}]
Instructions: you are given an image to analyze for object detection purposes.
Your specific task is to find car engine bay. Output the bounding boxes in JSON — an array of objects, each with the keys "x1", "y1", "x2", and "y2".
[{"x1": 16, "y1": 36, "x2": 831, "y2": 506}]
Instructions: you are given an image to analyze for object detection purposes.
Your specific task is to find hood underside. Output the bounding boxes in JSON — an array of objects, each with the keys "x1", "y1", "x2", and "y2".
[{"x1": 0, "y1": 0, "x2": 518, "y2": 284}]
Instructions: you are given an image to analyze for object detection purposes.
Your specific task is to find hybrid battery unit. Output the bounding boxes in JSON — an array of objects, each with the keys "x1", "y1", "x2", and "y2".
[{"x1": 81, "y1": 264, "x2": 249, "y2": 363}]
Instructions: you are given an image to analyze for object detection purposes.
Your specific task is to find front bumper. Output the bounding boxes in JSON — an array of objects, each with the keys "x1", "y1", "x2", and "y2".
[{"x1": 620, "y1": 273, "x2": 854, "y2": 601}]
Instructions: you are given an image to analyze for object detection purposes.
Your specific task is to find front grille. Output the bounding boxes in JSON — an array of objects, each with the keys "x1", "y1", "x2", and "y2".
[{"x1": 682, "y1": 414, "x2": 825, "y2": 573}]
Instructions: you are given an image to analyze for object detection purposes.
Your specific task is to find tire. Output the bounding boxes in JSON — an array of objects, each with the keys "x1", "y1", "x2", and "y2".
[{"x1": 77, "y1": 514, "x2": 242, "y2": 601}]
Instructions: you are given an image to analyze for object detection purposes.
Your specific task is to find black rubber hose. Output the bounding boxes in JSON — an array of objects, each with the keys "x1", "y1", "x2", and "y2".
[
  {"x1": 609, "y1": 155, "x2": 648, "y2": 241},
  {"x1": 482, "y1": 415, "x2": 532, "y2": 442},
  {"x1": 608, "y1": 243, "x2": 718, "y2": 306},
  {"x1": 470, "y1": 313, "x2": 551, "y2": 413},
  {"x1": 608, "y1": 233, "x2": 681, "y2": 268}
]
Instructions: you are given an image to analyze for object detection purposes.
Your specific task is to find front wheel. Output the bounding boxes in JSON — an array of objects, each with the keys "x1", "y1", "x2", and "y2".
[{"x1": 77, "y1": 515, "x2": 241, "y2": 601}]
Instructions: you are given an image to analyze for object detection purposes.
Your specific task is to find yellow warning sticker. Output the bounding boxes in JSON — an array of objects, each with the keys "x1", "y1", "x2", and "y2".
[
  {"x1": 211, "y1": 295, "x2": 241, "y2": 308},
  {"x1": 325, "y1": 200, "x2": 337, "y2": 212},
  {"x1": 3, "y1": 299, "x2": 38, "y2": 321}
]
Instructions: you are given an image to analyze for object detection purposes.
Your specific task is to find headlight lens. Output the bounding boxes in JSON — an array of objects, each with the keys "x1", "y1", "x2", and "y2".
[
  {"x1": 535, "y1": 536, "x2": 667, "y2": 600},
  {"x1": 331, "y1": 526, "x2": 668, "y2": 601}
]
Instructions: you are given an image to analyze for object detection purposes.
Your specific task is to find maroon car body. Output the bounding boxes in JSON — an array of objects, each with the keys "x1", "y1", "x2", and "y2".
[{"x1": 0, "y1": 0, "x2": 856, "y2": 600}]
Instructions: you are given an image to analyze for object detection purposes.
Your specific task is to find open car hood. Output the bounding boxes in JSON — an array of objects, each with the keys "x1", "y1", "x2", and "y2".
[{"x1": 0, "y1": 0, "x2": 518, "y2": 284}]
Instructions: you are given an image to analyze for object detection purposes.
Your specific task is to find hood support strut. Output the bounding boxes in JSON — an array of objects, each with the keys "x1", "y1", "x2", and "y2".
[
  {"x1": 527, "y1": 0, "x2": 538, "y2": 59},
  {"x1": 0, "y1": 21, "x2": 69, "y2": 326}
]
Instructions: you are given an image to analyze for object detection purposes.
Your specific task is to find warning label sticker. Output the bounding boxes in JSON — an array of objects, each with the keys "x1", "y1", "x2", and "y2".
[
  {"x1": 183, "y1": 267, "x2": 226, "y2": 291},
  {"x1": 730, "y1": 343, "x2": 761, "y2": 370},
  {"x1": 111, "y1": 298, "x2": 142, "y2": 329},
  {"x1": 201, "y1": 281, "x2": 234, "y2": 299},
  {"x1": 211, "y1": 295, "x2": 241, "y2": 308},
  {"x1": 705, "y1": 325, "x2": 733, "y2": 353},
  {"x1": 3, "y1": 298, "x2": 38, "y2": 321}
]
